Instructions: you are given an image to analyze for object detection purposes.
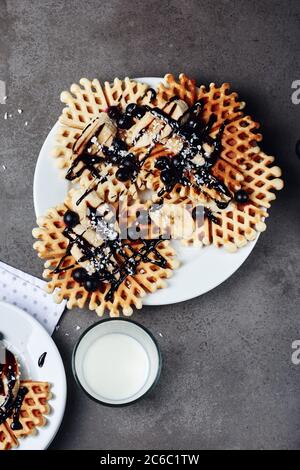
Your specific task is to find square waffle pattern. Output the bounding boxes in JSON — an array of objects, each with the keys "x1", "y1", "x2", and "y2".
[
  {"x1": 32, "y1": 198, "x2": 179, "y2": 317},
  {"x1": 155, "y1": 74, "x2": 283, "y2": 251},
  {"x1": 53, "y1": 77, "x2": 149, "y2": 172},
  {"x1": 0, "y1": 381, "x2": 51, "y2": 451}
]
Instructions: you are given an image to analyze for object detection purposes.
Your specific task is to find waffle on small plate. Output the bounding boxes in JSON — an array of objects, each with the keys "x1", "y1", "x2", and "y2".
[{"x1": 0, "y1": 348, "x2": 51, "y2": 451}]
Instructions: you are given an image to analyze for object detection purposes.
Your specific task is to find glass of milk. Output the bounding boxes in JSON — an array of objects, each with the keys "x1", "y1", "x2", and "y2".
[{"x1": 72, "y1": 319, "x2": 162, "y2": 406}]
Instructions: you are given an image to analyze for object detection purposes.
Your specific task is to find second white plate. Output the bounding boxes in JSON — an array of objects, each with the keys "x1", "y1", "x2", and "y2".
[
  {"x1": 0, "y1": 301, "x2": 67, "y2": 450},
  {"x1": 33, "y1": 77, "x2": 259, "y2": 305}
]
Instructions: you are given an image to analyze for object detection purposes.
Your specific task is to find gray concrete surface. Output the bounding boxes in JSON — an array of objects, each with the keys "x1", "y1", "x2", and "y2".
[{"x1": 0, "y1": 0, "x2": 300, "y2": 450}]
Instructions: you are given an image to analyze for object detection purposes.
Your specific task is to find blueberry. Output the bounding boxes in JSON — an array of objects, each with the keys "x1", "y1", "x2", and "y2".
[
  {"x1": 235, "y1": 189, "x2": 249, "y2": 204},
  {"x1": 126, "y1": 103, "x2": 136, "y2": 114},
  {"x1": 84, "y1": 275, "x2": 100, "y2": 292},
  {"x1": 117, "y1": 115, "x2": 133, "y2": 129},
  {"x1": 122, "y1": 157, "x2": 134, "y2": 167},
  {"x1": 72, "y1": 268, "x2": 87, "y2": 283},
  {"x1": 155, "y1": 156, "x2": 170, "y2": 171},
  {"x1": 107, "y1": 106, "x2": 121, "y2": 121},
  {"x1": 116, "y1": 167, "x2": 131, "y2": 182},
  {"x1": 216, "y1": 200, "x2": 229, "y2": 210},
  {"x1": 122, "y1": 154, "x2": 138, "y2": 170},
  {"x1": 172, "y1": 155, "x2": 182, "y2": 168},
  {"x1": 126, "y1": 103, "x2": 146, "y2": 119},
  {"x1": 103, "y1": 146, "x2": 118, "y2": 163},
  {"x1": 160, "y1": 170, "x2": 174, "y2": 185},
  {"x1": 63, "y1": 210, "x2": 80, "y2": 228},
  {"x1": 113, "y1": 138, "x2": 127, "y2": 151},
  {"x1": 187, "y1": 118, "x2": 198, "y2": 129},
  {"x1": 134, "y1": 107, "x2": 146, "y2": 119}
]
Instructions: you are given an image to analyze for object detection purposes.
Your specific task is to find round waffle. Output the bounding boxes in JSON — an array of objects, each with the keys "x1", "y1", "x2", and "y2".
[{"x1": 32, "y1": 190, "x2": 179, "y2": 317}]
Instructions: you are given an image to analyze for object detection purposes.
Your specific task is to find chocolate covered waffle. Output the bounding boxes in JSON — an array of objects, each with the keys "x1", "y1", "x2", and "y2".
[
  {"x1": 53, "y1": 75, "x2": 282, "y2": 233},
  {"x1": 0, "y1": 349, "x2": 51, "y2": 450},
  {"x1": 32, "y1": 190, "x2": 179, "y2": 316}
]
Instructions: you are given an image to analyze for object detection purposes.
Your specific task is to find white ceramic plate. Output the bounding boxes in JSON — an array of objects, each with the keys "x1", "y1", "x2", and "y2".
[
  {"x1": 0, "y1": 301, "x2": 67, "y2": 450},
  {"x1": 33, "y1": 77, "x2": 259, "y2": 305}
]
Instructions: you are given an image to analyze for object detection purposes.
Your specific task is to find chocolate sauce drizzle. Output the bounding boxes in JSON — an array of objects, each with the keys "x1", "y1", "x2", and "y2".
[
  {"x1": 38, "y1": 352, "x2": 47, "y2": 368},
  {"x1": 141, "y1": 88, "x2": 157, "y2": 102},
  {"x1": 0, "y1": 350, "x2": 28, "y2": 430},
  {"x1": 66, "y1": 94, "x2": 234, "y2": 209},
  {"x1": 67, "y1": 121, "x2": 107, "y2": 182},
  {"x1": 53, "y1": 207, "x2": 167, "y2": 301},
  {"x1": 67, "y1": 131, "x2": 139, "y2": 206},
  {"x1": 10, "y1": 387, "x2": 28, "y2": 431},
  {"x1": 204, "y1": 208, "x2": 218, "y2": 224}
]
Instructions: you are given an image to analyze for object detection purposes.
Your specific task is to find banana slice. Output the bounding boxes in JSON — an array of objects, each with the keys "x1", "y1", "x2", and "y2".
[
  {"x1": 73, "y1": 113, "x2": 116, "y2": 155},
  {"x1": 150, "y1": 203, "x2": 195, "y2": 240}
]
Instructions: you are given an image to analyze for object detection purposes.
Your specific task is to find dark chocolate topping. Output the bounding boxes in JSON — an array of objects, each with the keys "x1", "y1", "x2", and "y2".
[
  {"x1": 10, "y1": 386, "x2": 28, "y2": 431},
  {"x1": 66, "y1": 93, "x2": 249, "y2": 223},
  {"x1": 38, "y1": 352, "x2": 47, "y2": 368},
  {"x1": 141, "y1": 88, "x2": 157, "y2": 102},
  {"x1": 53, "y1": 207, "x2": 167, "y2": 302}
]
